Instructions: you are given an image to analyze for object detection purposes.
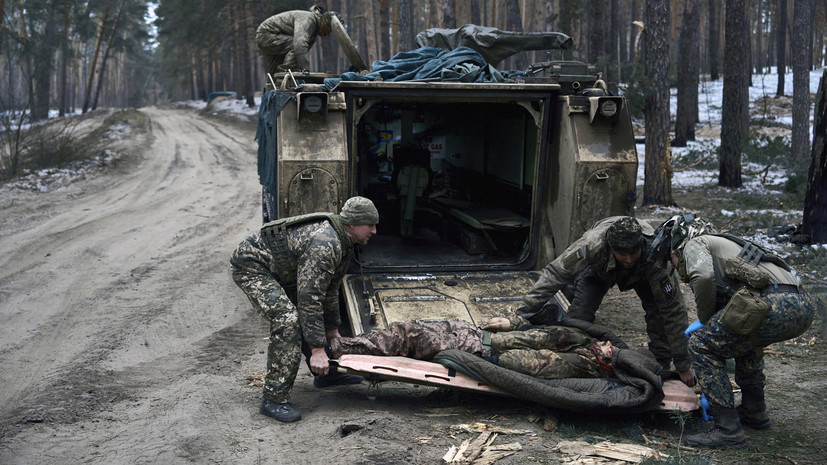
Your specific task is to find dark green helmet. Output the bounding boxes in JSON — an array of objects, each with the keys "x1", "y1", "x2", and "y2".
[{"x1": 650, "y1": 214, "x2": 716, "y2": 264}]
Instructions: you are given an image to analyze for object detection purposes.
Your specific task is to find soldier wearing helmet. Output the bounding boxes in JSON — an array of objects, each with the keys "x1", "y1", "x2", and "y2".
[
  {"x1": 516, "y1": 216, "x2": 695, "y2": 387},
  {"x1": 255, "y1": 5, "x2": 335, "y2": 75},
  {"x1": 651, "y1": 214, "x2": 815, "y2": 449},
  {"x1": 230, "y1": 196, "x2": 379, "y2": 423}
]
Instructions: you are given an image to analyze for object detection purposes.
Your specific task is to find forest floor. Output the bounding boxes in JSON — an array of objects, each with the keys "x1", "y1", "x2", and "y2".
[{"x1": 0, "y1": 100, "x2": 824, "y2": 465}]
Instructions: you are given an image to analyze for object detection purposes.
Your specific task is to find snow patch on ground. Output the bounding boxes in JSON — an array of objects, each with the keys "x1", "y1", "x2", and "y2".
[{"x1": 2, "y1": 150, "x2": 125, "y2": 193}]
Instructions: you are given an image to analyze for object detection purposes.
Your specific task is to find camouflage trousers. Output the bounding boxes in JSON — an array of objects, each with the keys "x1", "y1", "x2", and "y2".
[
  {"x1": 330, "y1": 320, "x2": 614, "y2": 379},
  {"x1": 330, "y1": 320, "x2": 487, "y2": 360},
  {"x1": 231, "y1": 236, "x2": 304, "y2": 403},
  {"x1": 689, "y1": 290, "x2": 815, "y2": 408},
  {"x1": 256, "y1": 31, "x2": 301, "y2": 75}
]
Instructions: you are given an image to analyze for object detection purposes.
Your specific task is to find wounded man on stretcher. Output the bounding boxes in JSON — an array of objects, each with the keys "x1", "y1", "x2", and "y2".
[
  {"x1": 330, "y1": 318, "x2": 615, "y2": 379},
  {"x1": 328, "y1": 315, "x2": 699, "y2": 413}
]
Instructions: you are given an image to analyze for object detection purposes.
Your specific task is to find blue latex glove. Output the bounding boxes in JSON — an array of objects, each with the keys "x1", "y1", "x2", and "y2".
[
  {"x1": 685, "y1": 320, "x2": 704, "y2": 339},
  {"x1": 700, "y1": 394, "x2": 713, "y2": 421}
]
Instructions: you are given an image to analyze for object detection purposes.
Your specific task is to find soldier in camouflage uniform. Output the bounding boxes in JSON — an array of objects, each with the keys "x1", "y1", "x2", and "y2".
[
  {"x1": 517, "y1": 216, "x2": 695, "y2": 386},
  {"x1": 230, "y1": 196, "x2": 379, "y2": 423},
  {"x1": 329, "y1": 318, "x2": 617, "y2": 380},
  {"x1": 256, "y1": 5, "x2": 333, "y2": 75},
  {"x1": 651, "y1": 214, "x2": 815, "y2": 448}
]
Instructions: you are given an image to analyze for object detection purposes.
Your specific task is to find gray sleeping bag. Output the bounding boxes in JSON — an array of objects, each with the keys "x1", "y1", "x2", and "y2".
[{"x1": 432, "y1": 319, "x2": 666, "y2": 413}]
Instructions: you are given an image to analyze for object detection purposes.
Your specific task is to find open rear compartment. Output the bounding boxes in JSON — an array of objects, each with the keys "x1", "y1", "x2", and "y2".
[
  {"x1": 344, "y1": 82, "x2": 558, "y2": 269},
  {"x1": 335, "y1": 82, "x2": 560, "y2": 335}
]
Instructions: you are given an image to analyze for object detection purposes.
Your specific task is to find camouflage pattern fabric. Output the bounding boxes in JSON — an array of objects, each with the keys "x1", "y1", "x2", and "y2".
[
  {"x1": 606, "y1": 217, "x2": 644, "y2": 252},
  {"x1": 519, "y1": 216, "x2": 691, "y2": 371},
  {"x1": 681, "y1": 235, "x2": 800, "y2": 323},
  {"x1": 330, "y1": 320, "x2": 615, "y2": 379},
  {"x1": 256, "y1": 10, "x2": 324, "y2": 74},
  {"x1": 230, "y1": 218, "x2": 354, "y2": 402},
  {"x1": 680, "y1": 234, "x2": 814, "y2": 408},
  {"x1": 493, "y1": 326, "x2": 614, "y2": 379},
  {"x1": 330, "y1": 320, "x2": 487, "y2": 360},
  {"x1": 689, "y1": 291, "x2": 815, "y2": 408},
  {"x1": 339, "y1": 196, "x2": 380, "y2": 225}
]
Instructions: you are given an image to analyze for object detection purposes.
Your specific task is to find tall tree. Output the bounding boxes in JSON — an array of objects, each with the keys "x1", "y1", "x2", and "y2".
[
  {"x1": 775, "y1": 0, "x2": 788, "y2": 96},
  {"x1": 707, "y1": 0, "x2": 720, "y2": 80},
  {"x1": 802, "y1": 69, "x2": 827, "y2": 243},
  {"x1": 791, "y1": 0, "x2": 812, "y2": 160},
  {"x1": 378, "y1": 0, "x2": 390, "y2": 60},
  {"x1": 31, "y1": 0, "x2": 59, "y2": 121},
  {"x1": 83, "y1": 3, "x2": 110, "y2": 113},
  {"x1": 642, "y1": 0, "x2": 674, "y2": 206},
  {"x1": 442, "y1": 0, "x2": 456, "y2": 28},
  {"x1": 673, "y1": 0, "x2": 700, "y2": 147},
  {"x1": 469, "y1": 0, "x2": 481, "y2": 24},
  {"x1": 92, "y1": 0, "x2": 127, "y2": 111},
  {"x1": 502, "y1": 0, "x2": 522, "y2": 69},
  {"x1": 398, "y1": 0, "x2": 414, "y2": 52},
  {"x1": 719, "y1": 0, "x2": 749, "y2": 187}
]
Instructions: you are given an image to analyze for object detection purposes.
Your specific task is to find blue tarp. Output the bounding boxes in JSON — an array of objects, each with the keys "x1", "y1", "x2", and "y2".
[{"x1": 323, "y1": 46, "x2": 507, "y2": 90}]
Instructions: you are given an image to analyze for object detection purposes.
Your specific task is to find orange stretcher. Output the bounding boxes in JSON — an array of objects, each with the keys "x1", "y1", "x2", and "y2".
[{"x1": 333, "y1": 354, "x2": 699, "y2": 412}]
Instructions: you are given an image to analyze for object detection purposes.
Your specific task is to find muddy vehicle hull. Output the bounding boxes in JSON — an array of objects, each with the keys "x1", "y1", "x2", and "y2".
[{"x1": 262, "y1": 65, "x2": 636, "y2": 336}]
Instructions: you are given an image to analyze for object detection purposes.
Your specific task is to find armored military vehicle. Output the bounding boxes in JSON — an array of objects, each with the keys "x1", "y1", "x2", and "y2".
[{"x1": 257, "y1": 30, "x2": 638, "y2": 337}]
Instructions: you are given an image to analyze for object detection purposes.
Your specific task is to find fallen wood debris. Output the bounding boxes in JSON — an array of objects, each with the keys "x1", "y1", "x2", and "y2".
[
  {"x1": 246, "y1": 372, "x2": 264, "y2": 387},
  {"x1": 451, "y1": 422, "x2": 532, "y2": 435},
  {"x1": 552, "y1": 440, "x2": 667, "y2": 463},
  {"x1": 443, "y1": 431, "x2": 522, "y2": 464}
]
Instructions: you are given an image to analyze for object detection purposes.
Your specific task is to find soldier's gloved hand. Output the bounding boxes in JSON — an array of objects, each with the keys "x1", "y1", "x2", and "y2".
[
  {"x1": 310, "y1": 347, "x2": 330, "y2": 376},
  {"x1": 678, "y1": 367, "x2": 696, "y2": 387},
  {"x1": 481, "y1": 317, "x2": 510, "y2": 332}
]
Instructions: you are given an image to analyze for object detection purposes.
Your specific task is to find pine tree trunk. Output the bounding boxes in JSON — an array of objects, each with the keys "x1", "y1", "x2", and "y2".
[
  {"x1": 92, "y1": 0, "x2": 126, "y2": 111},
  {"x1": 719, "y1": 0, "x2": 748, "y2": 187},
  {"x1": 775, "y1": 0, "x2": 787, "y2": 96},
  {"x1": 791, "y1": 0, "x2": 812, "y2": 160},
  {"x1": 59, "y1": 6, "x2": 70, "y2": 117},
  {"x1": 443, "y1": 0, "x2": 456, "y2": 28},
  {"x1": 83, "y1": 6, "x2": 109, "y2": 114},
  {"x1": 470, "y1": 0, "x2": 481, "y2": 24},
  {"x1": 379, "y1": 0, "x2": 390, "y2": 61},
  {"x1": 32, "y1": 0, "x2": 58, "y2": 121},
  {"x1": 707, "y1": 0, "x2": 719, "y2": 80},
  {"x1": 399, "y1": 0, "x2": 414, "y2": 52},
  {"x1": 802, "y1": 69, "x2": 827, "y2": 243},
  {"x1": 642, "y1": 0, "x2": 674, "y2": 206},
  {"x1": 674, "y1": 0, "x2": 700, "y2": 147}
]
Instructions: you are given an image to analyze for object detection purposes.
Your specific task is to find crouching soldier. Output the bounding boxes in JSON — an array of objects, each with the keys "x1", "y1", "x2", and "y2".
[
  {"x1": 651, "y1": 214, "x2": 815, "y2": 448},
  {"x1": 231, "y1": 196, "x2": 379, "y2": 423},
  {"x1": 517, "y1": 216, "x2": 695, "y2": 386}
]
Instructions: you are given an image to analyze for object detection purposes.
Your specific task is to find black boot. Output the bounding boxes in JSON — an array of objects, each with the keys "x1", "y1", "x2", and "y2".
[
  {"x1": 737, "y1": 387, "x2": 771, "y2": 429},
  {"x1": 260, "y1": 398, "x2": 302, "y2": 423},
  {"x1": 683, "y1": 407, "x2": 747, "y2": 449}
]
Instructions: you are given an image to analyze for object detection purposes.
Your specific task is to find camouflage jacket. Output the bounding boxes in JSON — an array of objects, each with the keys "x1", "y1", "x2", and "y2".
[
  {"x1": 680, "y1": 235, "x2": 799, "y2": 323},
  {"x1": 256, "y1": 10, "x2": 323, "y2": 69},
  {"x1": 256, "y1": 218, "x2": 354, "y2": 348},
  {"x1": 519, "y1": 216, "x2": 690, "y2": 371}
]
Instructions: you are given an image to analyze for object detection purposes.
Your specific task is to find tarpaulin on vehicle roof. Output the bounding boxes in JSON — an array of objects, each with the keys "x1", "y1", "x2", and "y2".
[
  {"x1": 415, "y1": 25, "x2": 573, "y2": 67},
  {"x1": 323, "y1": 46, "x2": 506, "y2": 90}
]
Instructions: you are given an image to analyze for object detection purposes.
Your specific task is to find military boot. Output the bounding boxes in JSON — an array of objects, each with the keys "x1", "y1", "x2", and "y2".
[
  {"x1": 683, "y1": 407, "x2": 747, "y2": 449},
  {"x1": 737, "y1": 387, "x2": 771, "y2": 429},
  {"x1": 260, "y1": 398, "x2": 301, "y2": 423}
]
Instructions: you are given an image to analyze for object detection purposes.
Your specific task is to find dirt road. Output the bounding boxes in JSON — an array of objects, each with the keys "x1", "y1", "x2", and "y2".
[{"x1": 1, "y1": 106, "x2": 823, "y2": 464}]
